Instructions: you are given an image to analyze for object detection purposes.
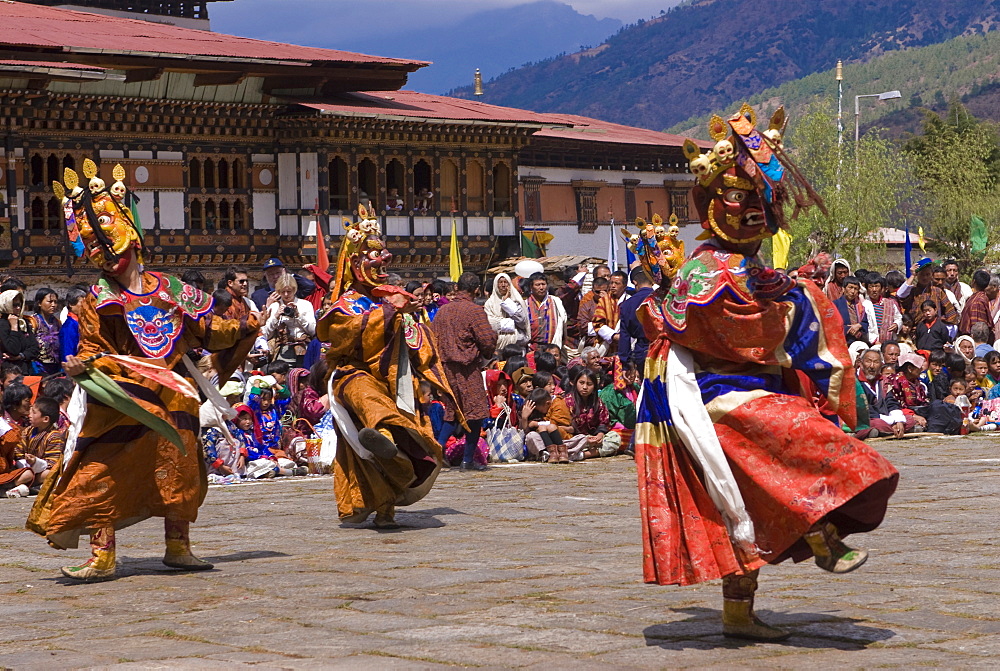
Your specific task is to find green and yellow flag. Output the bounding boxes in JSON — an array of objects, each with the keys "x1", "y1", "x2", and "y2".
[{"x1": 521, "y1": 229, "x2": 553, "y2": 258}]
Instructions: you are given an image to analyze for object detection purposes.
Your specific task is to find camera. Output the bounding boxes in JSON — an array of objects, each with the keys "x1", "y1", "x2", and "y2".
[{"x1": 281, "y1": 305, "x2": 297, "y2": 317}]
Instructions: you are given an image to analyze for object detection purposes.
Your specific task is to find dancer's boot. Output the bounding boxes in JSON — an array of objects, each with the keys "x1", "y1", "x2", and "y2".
[
  {"x1": 359, "y1": 427, "x2": 399, "y2": 460},
  {"x1": 61, "y1": 527, "x2": 117, "y2": 581},
  {"x1": 803, "y1": 521, "x2": 868, "y2": 574},
  {"x1": 721, "y1": 570, "x2": 790, "y2": 642},
  {"x1": 163, "y1": 519, "x2": 214, "y2": 570},
  {"x1": 374, "y1": 505, "x2": 399, "y2": 529}
]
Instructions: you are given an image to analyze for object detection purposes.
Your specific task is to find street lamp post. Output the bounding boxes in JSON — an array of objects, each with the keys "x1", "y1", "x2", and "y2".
[{"x1": 854, "y1": 90, "x2": 902, "y2": 143}]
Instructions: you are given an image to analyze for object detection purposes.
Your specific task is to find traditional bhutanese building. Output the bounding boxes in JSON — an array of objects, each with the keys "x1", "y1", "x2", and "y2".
[
  {"x1": 0, "y1": 0, "x2": 702, "y2": 283},
  {"x1": 27, "y1": 1, "x2": 230, "y2": 29}
]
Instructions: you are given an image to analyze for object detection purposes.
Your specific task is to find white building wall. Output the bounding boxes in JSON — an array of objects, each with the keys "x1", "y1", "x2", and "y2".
[{"x1": 517, "y1": 164, "x2": 697, "y2": 262}]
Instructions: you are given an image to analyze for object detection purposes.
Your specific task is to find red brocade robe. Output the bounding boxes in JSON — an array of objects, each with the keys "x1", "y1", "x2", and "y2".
[{"x1": 635, "y1": 243, "x2": 898, "y2": 587}]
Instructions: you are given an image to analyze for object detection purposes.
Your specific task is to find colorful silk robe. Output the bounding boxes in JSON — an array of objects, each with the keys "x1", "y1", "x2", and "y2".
[
  {"x1": 317, "y1": 287, "x2": 460, "y2": 520},
  {"x1": 636, "y1": 242, "x2": 898, "y2": 587},
  {"x1": 28, "y1": 272, "x2": 259, "y2": 549}
]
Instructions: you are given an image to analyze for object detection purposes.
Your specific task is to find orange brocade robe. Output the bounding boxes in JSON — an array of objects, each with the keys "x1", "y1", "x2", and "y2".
[
  {"x1": 317, "y1": 288, "x2": 460, "y2": 520},
  {"x1": 27, "y1": 272, "x2": 258, "y2": 549},
  {"x1": 635, "y1": 243, "x2": 898, "y2": 587},
  {"x1": 592, "y1": 292, "x2": 621, "y2": 332}
]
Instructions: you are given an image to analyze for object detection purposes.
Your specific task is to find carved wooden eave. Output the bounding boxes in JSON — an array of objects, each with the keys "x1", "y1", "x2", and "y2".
[{"x1": 275, "y1": 114, "x2": 537, "y2": 149}]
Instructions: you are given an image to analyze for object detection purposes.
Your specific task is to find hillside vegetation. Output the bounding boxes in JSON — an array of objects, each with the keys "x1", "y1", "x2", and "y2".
[
  {"x1": 452, "y1": 0, "x2": 1000, "y2": 131},
  {"x1": 669, "y1": 30, "x2": 1000, "y2": 140}
]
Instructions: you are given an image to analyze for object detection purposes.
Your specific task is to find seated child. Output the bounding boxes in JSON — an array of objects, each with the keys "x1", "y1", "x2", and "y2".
[
  {"x1": 529, "y1": 371, "x2": 574, "y2": 452},
  {"x1": 418, "y1": 379, "x2": 447, "y2": 447},
  {"x1": 16, "y1": 396, "x2": 65, "y2": 491},
  {"x1": 973, "y1": 356, "x2": 993, "y2": 390},
  {"x1": 510, "y1": 367, "x2": 533, "y2": 409},
  {"x1": 533, "y1": 352, "x2": 563, "y2": 394},
  {"x1": 896, "y1": 314, "x2": 917, "y2": 351},
  {"x1": 40, "y1": 376, "x2": 74, "y2": 429},
  {"x1": 921, "y1": 350, "x2": 951, "y2": 402},
  {"x1": 484, "y1": 370, "x2": 516, "y2": 430},
  {"x1": 267, "y1": 361, "x2": 292, "y2": 402},
  {"x1": 986, "y1": 351, "x2": 1000, "y2": 397},
  {"x1": 201, "y1": 401, "x2": 245, "y2": 481},
  {"x1": 888, "y1": 353, "x2": 928, "y2": 413},
  {"x1": 964, "y1": 367, "x2": 985, "y2": 406},
  {"x1": 0, "y1": 383, "x2": 33, "y2": 497},
  {"x1": 241, "y1": 391, "x2": 305, "y2": 478},
  {"x1": 944, "y1": 378, "x2": 991, "y2": 433},
  {"x1": 598, "y1": 360, "x2": 640, "y2": 431},
  {"x1": 563, "y1": 368, "x2": 612, "y2": 461},
  {"x1": 520, "y1": 388, "x2": 567, "y2": 463}
]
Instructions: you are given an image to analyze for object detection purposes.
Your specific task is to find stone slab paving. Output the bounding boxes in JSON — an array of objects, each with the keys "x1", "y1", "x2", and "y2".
[{"x1": 1, "y1": 434, "x2": 1000, "y2": 669}]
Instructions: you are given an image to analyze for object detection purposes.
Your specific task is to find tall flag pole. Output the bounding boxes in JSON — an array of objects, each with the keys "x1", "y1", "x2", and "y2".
[
  {"x1": 904, "y1": 222, "x2": 913, "y2": 277},
  {"x1": 836, "y1": 60, "x2": 843, "y2": 192},
  {"x1": 607, "y1": 216, "x2": 618, "y2": 270}
]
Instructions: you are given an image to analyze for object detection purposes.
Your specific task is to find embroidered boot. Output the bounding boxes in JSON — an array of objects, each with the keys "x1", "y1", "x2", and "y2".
[
  {"x1": 803, "y1": 521, "x2": 868, "y2": 574},
  {"x1": 163, "y1": 519, "x2": 214, "y2": 571},
  {"x1": 721, "y1": 570, "x2": 790, "y2": 642},
  {"x1": 557, "y1": 442, "x2": 570, "y2": 464},
  {"x1": 359, "y1": 427, "x2": 399, "y2": 460},
  {"x1": 61, "y1": 527, "x2": 116, "y2": 582}
]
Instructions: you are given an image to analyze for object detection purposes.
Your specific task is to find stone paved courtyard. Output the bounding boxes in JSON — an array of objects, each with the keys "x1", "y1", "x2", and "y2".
[{"x1": 1, "y1": 435, "x2": 999, "y2": 669}]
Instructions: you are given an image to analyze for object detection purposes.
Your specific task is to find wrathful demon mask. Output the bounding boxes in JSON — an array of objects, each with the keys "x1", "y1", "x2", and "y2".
[
  {"x1": 52, "y1": 159, "x2": 143, "y2": 275},
  {"x1": 683, "y1": 104, "x2": 825, "y2": 249},
  {"x1": 330, "y1": 204, "x2": 393, "y2": 297}
]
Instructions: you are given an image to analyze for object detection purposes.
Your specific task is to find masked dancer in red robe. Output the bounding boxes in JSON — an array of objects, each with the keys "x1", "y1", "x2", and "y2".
[{"x1": 631, "y1": 105, "x2": 898, "y2": 641}]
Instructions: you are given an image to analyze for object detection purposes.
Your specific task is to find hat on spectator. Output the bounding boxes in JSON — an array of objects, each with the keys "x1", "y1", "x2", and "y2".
[
  {"x1": 262, "y1": 257, "x2": 284, "y2": 270},
  {"x1": 510, "y1": 366, "x2": 534, "y2": 386},
  {"x1": 219, "y1": 379, "x2": 244, "y2": 397},
  {"x1": 898, "y1": 353, "x2": 926, "y2": 370},
  {"x1": 915, "y1": 257, "x2": 933, "y2": 272}
]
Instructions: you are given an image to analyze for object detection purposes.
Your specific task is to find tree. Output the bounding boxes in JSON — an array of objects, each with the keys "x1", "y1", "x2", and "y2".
[
  {"x1": 905, "y1": 100, "x2": 1000, "y2": 267},
  {"x1": 778, "y1": 103, "x2": 922, "y2": 269}
]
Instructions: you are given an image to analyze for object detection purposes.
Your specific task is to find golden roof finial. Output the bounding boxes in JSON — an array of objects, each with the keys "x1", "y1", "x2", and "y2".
[{"x1": 474, "y1": 68, "x2": 484, "y2": 97}]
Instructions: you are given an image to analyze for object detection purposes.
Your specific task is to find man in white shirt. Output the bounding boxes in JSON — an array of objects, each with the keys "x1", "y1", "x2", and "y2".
[{"x1": 942, "y1": 259, "x2": 973, "y2": 313}]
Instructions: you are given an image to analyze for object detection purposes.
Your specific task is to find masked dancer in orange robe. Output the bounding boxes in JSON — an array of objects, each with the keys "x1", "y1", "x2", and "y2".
[
  {"x1": 28, "y1": 160, "x2": 259, "y2": 581},
  {"x1": 316, "y1": 205, "x2": 460, "y2": 529}
]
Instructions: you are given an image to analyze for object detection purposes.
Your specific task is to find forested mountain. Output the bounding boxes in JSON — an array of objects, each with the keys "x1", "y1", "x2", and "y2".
[
  {"x1": 669, "y1": 30, "x2": 1000, "y2": 140},
  {"x1": 451, "y1": 0, "x2": 1000, "y2": 130}
]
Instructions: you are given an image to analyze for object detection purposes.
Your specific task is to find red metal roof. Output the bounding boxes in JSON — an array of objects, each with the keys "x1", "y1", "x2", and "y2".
[
  {"x1": 533, "y1": 115, "x2": 713, "y2": 149},
  {"x1": 298, "y1": 91, "x2": 706, "y2": 148},
  {"x1": 0, "y1": 59, "x2": 105, "y2": 71},
  {"x1": 0, "y1": 1, "x2": 427, "y2": 68},
  {"x1": 298, "y1": 91, "x2": 577, "y2": 125}
]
